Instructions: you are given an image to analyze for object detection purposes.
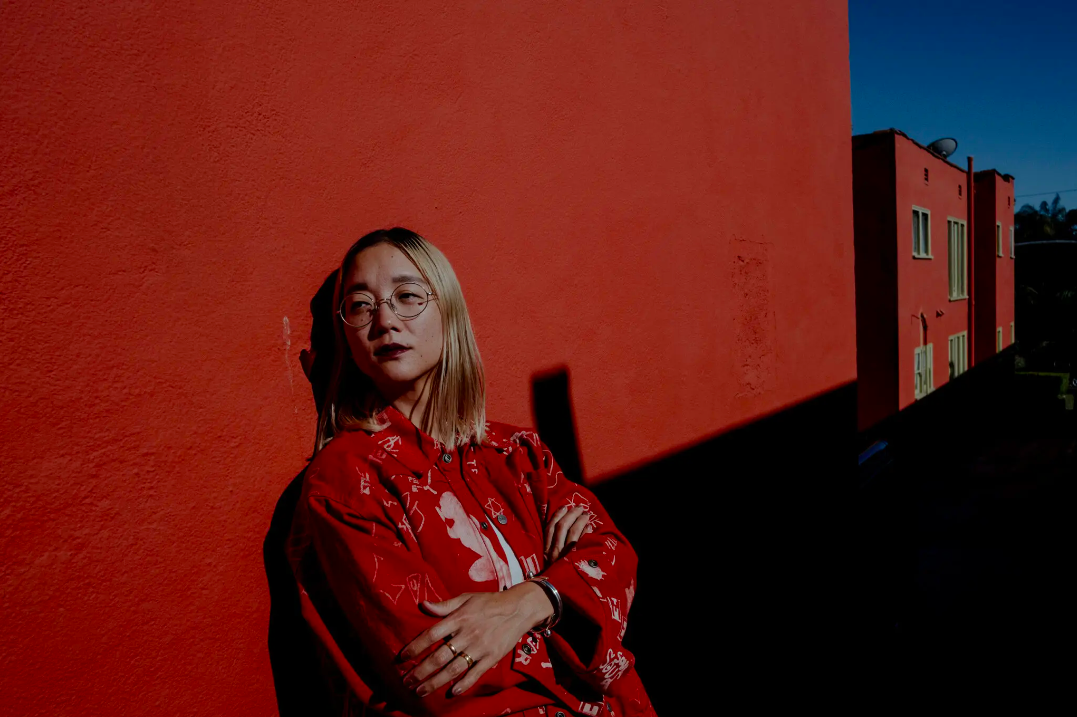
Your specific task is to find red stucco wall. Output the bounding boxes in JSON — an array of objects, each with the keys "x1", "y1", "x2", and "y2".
[
  {"x1": 973, "y1": 171, "x2": 1016, "y2": 361},
  {"x1": 1, "y1": 2, "x2": 855, "y2": 714},
  {"x1": 852, "y1": 133, "x2": 899, "y2": 431},
  {"x1": 974, "y1": 172, "x2": 999, "y2": 361},
  {"x1": 993, "y1": 175, "x2": 1016, "y2": 351},
  {"x1": 996, "y1": 179, "x2": 1016, "y2": 348},
  {"x1": 893, "y1": 135, "x2": 969, "y2": 410}
]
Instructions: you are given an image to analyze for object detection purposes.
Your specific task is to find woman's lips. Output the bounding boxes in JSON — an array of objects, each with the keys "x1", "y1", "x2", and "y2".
[{"x1": 375, "y1": 344, "x2": 410, "y2": 359}]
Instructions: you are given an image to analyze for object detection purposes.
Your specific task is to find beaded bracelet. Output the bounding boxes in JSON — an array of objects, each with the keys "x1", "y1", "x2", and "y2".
[{"x1": 525, "y1": 576, "x2": 563, "y2": 636}]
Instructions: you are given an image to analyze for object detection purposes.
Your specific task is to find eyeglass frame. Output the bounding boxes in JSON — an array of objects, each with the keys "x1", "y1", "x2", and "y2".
[{"x1": 338, "y1": 282, "x2": 438, "y2": 329}]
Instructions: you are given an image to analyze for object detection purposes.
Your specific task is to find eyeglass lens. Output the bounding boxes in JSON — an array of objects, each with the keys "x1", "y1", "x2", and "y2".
[{"x1": 340, "y1": 282, "x2": 431, "y2": 327}]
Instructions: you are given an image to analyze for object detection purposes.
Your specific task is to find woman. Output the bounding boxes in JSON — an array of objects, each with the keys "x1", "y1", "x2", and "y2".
[{"x1": 287, "y1": 228, "x2": 654, "y2": 717}]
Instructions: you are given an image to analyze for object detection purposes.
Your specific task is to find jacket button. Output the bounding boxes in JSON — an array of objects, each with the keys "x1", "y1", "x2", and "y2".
[
  {"x1": 441, "y1": 453, "x2": 452, "y2": 464},
  {"x1": 587, "y1": 559, "x2": 599, "y2": 568},
  {"x1": 497, "y1": 513, "x2": 508, "y2": 525},
  {"x1": 522, "y1": 644, "x2": 532, "y2": 655},
  {"x1": 480, "y1": 522, "x2": 489, "y2": 530}
]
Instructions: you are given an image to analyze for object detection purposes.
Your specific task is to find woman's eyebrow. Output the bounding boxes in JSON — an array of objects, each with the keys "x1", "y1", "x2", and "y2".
[{"x1": 342, "y1": 275, "x2": 425, "y2": 294}]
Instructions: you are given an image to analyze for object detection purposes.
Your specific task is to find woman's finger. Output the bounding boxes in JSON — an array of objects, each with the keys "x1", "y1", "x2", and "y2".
[
  {"x1": 563, "y1": 511, "x2": 591, "y2": 550},
  {"x1": 551, "y1": 506, "x2": 587, "y2": 559},
  {"x1": 551, "y1": 509, "x2": 591, "y2": 560},
  {"x1": 400, "y1": 611, "x2": 462, "y2": 662},
  {"x1": 544, "y1": 506, "x2": 570, "y2": 554},
  {"x1": 404, "y1": 642, "x2": 457, "y2": 689},
  {"x1": 416, "y1": 650, "x2": 475, "y2": 697},
  {"x1": 422, "y1": 593, "x2": 470, "y2": 616},
  {"x1": 450, "y1": 654, "x2": 490, "y2": 696}
]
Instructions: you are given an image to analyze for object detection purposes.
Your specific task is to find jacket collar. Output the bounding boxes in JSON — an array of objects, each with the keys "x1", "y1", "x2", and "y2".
[{"x1": 358, "y1": 405, "x2": 521, "y2": 476}]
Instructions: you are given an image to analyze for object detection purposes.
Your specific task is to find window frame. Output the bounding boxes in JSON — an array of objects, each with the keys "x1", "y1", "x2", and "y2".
[
  {"x1": 912, "y1": 206, "x2": 932, "y2": 259},
  {"x1": 914, "y1": 343, "x2": 934, "y2": 400},
  {"x1": 997, "y1": 327, "x2": 1003, "y2": 352},
  {"x1": 947, "y1": 217, "x2": 968, "y2": 300},
  {"x1": 1011, "y1": 321, "x2": 1015, "y2": 343},
  {"x1": 1010, "y1": 226, "x2": 1015, "y2": 259},
  {"x1": 949, "y1": 331, "x2": 969, "y2": 379},
  {"x1": 996, "y1": 222, "x2": 1003, "y2": 258}
]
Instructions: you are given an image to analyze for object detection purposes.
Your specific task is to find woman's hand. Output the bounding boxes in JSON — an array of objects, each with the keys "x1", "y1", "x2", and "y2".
[
  {"x1": 399, "y1": 583, "x2": 554, "y2": 698},
  {"x1": 544, "y1": 505, "x2": 593, "y2": 562}
]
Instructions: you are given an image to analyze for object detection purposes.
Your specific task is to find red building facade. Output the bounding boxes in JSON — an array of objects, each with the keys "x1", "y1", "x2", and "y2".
[
  {"x1": 853, "y1": 129, "x2": 1012, "y2": 430},
  {"x1": 974, "y1": 170, "x2": 1017, "y2": 361}
]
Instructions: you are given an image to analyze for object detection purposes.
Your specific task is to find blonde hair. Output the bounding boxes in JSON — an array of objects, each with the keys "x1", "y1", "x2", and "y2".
[{"x1": 313, "y1": 228, "x2": 486, "y2": 454}]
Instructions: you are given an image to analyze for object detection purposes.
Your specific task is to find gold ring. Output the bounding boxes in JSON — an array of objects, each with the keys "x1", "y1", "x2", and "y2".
[
  {"x1": 458, "y1": 652, "x2": 475, "y2": 669},
  {"x1": 444, "y1": 641, "x2": 458, "y2": 657}
]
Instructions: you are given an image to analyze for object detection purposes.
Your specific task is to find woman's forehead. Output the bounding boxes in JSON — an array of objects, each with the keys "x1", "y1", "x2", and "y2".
[{"x1": 345, "y1": 244, "x2": 425, "y2": 289}]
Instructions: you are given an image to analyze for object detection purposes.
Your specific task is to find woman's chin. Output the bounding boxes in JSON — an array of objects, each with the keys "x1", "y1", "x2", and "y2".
[{"x1": 371, "y1": 363, "x2": 425, "y2": 389}]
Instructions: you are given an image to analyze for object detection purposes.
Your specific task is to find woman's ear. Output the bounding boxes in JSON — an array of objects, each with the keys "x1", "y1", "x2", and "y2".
[{"x1": 300, "y1": 349, "x2": 316, "y2": 383}]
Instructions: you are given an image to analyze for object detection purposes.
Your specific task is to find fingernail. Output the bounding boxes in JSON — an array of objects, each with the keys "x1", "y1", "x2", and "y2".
[{"x1": 416, "y1": 686, "x2": 428, "y2": 697}]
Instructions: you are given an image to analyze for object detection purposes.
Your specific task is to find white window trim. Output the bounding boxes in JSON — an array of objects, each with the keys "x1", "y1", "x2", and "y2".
[
  {"x1": 997, "y1": 327, "x2": 1003, "y2": 352},
  {"x1": 914, "y1": 343, "x2": 934, "y2": 399},
  {"x1": 949, "y1": 331, "x2": 969, "y2": 378},
  {"x1": 996, "y1": 222, "x2": 1003, "y2": 257},
  {"x1": 1010, "y1": 226, "x2": 1015, "y2": 258},
  {"x1": 947, "y1": 217, "x2": 968, "y2": 301},
  {"x1": 912, "y1": 206, "x2": 932, "y2": 259},
  {"x1": 1011, "y1": 321, "x2": 1015, "y2": 343}
]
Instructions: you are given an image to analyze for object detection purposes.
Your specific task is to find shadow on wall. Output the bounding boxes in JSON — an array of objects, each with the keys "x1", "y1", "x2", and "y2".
[
  {"x1": 536, "y1": 372, "x2": 858, "y2": 712},
  {"x1": 262, "y1": 278, "x2": 860, "y2": 714}
]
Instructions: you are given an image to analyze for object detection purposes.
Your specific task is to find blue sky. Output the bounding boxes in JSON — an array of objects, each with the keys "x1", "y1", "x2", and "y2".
[{"x1": 849, "y1": 0, "x2": 1076, "y2": 208}]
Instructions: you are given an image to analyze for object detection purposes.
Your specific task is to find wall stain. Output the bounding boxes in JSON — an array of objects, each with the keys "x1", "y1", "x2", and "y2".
[{"x1": 732, "y1": 238, "x2": 776, "y2": 397}]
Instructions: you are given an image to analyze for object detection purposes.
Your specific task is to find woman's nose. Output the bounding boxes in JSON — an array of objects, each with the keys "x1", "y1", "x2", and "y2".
[{"x1": 370, "y1": 300, "x2": 397, "y2": 331}]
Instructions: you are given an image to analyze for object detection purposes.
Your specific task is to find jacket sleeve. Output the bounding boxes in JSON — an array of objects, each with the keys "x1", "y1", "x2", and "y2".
[
  {"x1": 510, "y1": 434, "x2": 640, "y2": 695},
  {"x1": 302, "y1": 458, "x2": 517, "y2": 714}
]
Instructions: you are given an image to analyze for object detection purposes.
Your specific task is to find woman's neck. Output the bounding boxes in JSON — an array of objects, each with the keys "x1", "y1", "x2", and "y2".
[{"x1": 381, "y1": 371, "x2": 434, "y2": 428}]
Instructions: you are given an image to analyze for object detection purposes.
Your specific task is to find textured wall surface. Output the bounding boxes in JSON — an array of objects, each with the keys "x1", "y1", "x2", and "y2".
[{"x1": 0, "y1": 1, "x2": 855, "y2": 714}]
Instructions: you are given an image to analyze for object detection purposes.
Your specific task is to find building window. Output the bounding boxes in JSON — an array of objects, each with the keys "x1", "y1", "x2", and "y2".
[
  {"x1": 996, "y1": 222, "x2": 1003, "y2": 257},
  {"x1": 1011, "y1": 321, "x2": 1015, "y2": 343},
  {"x1": 912, "y1": 207, "x2": 931, "y2": 258},
  {"x1": 924, "y1": 168, "x2": 929, "y2": 183},
  {"x1": 949, "y1": 331, "x2": 968, "y2": 378},
  {"x1": 958, "y1": 184, "x2": 962, "y2": 197},
  {"x1": 947, "y1": 218, "x2": 968, "y2": 299},
  {"x1": 1010, "y1": 226, "x2": 1015, "y2": 258},
  {"x1": 914, "y1": 343, "x2": 934, "y2": 399},
  {"x1": 997, "y1": 327, "x2": 1003, "y2": 352}
]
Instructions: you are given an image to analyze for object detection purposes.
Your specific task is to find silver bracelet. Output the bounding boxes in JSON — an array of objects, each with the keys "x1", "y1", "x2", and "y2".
[{"x1": 525, "y1": 576, "x2": 562, "y2": 636}]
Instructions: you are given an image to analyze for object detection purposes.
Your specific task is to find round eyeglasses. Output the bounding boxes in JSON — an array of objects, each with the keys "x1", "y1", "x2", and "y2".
[{"x1": 339, "y1": 282, "x2": 437, "y2": 328}]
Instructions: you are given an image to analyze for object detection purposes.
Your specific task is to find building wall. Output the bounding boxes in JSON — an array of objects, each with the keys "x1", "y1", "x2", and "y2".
[
  {"x1": 0, "y1": 1, "x2": 856, "y2": 715},
  {"x1": 852, "y1": 133, "x2": 899, "y2": 430},
  {"x1": 995, "y1": 176, "x2": 1016, "y2": 349},
  {"x1": 973, "y1": 171, "x2": 1016, "y2": 360},
  {"x1": 974, "y1": 172, "x2": 999, "y2": 361},
  {"x1": 892, "y1": 134, "x2": 970, "y2": 410}
]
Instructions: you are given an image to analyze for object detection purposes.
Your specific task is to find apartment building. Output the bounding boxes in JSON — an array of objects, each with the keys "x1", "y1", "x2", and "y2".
[{"x1": 852, "y1": 129, "x2": 1006, "y2": 430}]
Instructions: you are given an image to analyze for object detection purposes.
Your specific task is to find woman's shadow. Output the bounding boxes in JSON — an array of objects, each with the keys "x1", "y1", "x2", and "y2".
[{"x1": 263, "y1": 273, "x2": 337, "y2": 716}]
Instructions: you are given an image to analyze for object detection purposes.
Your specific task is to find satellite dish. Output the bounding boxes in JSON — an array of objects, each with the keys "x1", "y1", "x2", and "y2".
[{"x1": 927, "y1": 137, "x2": 958, "y2": 159}]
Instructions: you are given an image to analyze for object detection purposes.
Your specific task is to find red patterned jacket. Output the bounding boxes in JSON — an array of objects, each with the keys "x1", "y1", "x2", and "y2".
[{"x1": 286, "y1": 407, "x2": 655, "y2": 717}]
